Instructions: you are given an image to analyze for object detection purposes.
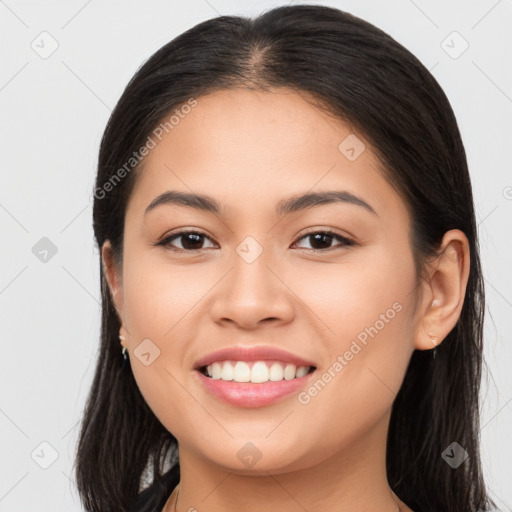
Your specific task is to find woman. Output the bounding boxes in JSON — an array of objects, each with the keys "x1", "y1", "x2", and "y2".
[{"x1": 74, "y1": 5, "x2": 496, "y2": 512}]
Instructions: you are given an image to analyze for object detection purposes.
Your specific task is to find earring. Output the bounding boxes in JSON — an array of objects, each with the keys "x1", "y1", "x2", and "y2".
[
  {"x1": 429, "y1": 300, "x2": 440, "y2": 359},
  {"x1": 428, "y1": 332, "x2": 439, "y2": 359},
  {"x1": 119, "y1": 334, "x2": 128, "y2": 369}
]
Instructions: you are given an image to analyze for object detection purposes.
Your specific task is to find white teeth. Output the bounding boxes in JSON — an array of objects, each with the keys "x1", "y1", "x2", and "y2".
[
  {"x1": 269, "y1": 362, "x2": 284, "y2": 381},
  {"x1": 283, "y1": 364, "x2": 296, "y2": 380},
  {"x1": 296, "y1": 365, "x2": 309, "y2": 378},
  {"x1": 233, "y1": 361, "x2": 251, "y2": 382},
  {"x1": 250, "y1": 361, "x2": 269, "y2": 383},
  {"x1": 211, "y1": 362, "x2": 222, "y2": 380},
  {"x1": 204, "y1": 360, "x2": 312, "y2": 383},
  {"x1": 221, "y1": 362, "x2": 234, "y2": 381}
]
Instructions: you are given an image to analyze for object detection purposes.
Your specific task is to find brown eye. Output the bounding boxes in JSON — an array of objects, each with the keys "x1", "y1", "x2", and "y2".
[
  {"x1": 293, "y1": 231, "x2": 355, "y2": 251},
  {"x1": 158, "y1": 231, "x2": 216, "y2": 251},
  {"x1": 156, "y1": 229, "x2": 355, "y2": 253}
]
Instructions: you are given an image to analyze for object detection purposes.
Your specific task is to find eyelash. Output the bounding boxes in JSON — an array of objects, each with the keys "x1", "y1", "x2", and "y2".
[{"x1": 155, "y1": 229, "x2": 356, "y2": 253}]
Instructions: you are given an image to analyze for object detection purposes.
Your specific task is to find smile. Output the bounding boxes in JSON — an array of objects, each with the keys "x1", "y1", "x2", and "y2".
[
  {"x1": 195, "y1": 364, "x2": 317, "y2": 408},
  {"x1": 200, "y1": 360, "x2": 314, "y2": 383}
]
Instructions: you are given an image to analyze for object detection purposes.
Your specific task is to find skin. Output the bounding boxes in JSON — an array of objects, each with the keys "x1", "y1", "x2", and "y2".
[{"x1": 102, "y1": 88, "x2": 470, "y2": 512}]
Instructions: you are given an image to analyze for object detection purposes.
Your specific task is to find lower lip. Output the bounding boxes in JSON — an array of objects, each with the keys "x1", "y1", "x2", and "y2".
[{"x1": 194, "y1": 369, "x2": 317, "y2": 408}]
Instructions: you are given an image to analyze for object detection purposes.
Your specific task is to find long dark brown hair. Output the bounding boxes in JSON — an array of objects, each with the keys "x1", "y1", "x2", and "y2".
[{"x1": 74, "y1": 5, "x2": 496, "y2": 511}]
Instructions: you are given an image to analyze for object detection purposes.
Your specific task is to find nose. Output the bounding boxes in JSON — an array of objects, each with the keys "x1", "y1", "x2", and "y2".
[{"x1": 209, "y1": 248, "x2": 295, "y2": 330}]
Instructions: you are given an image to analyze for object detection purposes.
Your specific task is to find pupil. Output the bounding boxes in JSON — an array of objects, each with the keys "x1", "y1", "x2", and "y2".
[{"x1": 182, "y1": 233, "x2": 203, "y2": 250}]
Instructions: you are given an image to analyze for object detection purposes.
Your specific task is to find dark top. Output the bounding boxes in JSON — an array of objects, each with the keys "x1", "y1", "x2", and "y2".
[{"x1": 131, "y1": 469, "x2": 180, "y2": 512}]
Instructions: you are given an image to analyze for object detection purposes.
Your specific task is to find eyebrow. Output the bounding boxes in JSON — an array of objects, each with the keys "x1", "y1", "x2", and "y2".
[{"x1": 144, "y1": 190, "x2": 378, "y2": 217}]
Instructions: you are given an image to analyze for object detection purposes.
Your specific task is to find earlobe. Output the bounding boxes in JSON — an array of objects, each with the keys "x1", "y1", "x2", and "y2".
[
  {"x1": 101, "y1": 240, "x2": 124, "y2": 320},
  {"x1": 414, "y1": 229, "x2": 470, "y2": 352}
]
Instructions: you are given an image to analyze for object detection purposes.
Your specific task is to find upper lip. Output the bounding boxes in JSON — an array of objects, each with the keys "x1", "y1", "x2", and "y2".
[{"x1": 194, "y1": 345, "x2": 317, "y2": 370}]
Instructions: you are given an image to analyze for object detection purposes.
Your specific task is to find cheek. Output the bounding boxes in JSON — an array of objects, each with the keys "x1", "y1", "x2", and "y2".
[
  {"x1": 122, "y1": 250, "x2": 212, "y2": 338},
  {"x1": 130, "y1": 362, "x2": 194, "y2": 443},
  {"x1": 291, "y1": 245, "x2": 416, "y2": 429},
  {"x1": 287, "y1": 241, "x2": 415, "y2": 346},
  {"x1": 121, "y1": 251, "x2": 237, "y2": 430}
]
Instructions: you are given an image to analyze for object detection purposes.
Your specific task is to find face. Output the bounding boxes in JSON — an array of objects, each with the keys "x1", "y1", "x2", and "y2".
[{"x1": 104, "y1": 88, "x2": 426, "y2": 474}]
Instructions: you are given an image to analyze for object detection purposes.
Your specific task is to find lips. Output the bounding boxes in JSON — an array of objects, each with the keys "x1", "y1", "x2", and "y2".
[
  {"x1": 193, "y1": 345, "x2": 317, "y2": 370},
  {"x1": 193, "y1": 345, "x2": 318, "y2": 407}
]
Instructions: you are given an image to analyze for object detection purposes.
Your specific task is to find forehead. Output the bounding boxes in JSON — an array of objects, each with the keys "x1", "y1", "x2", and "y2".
[{"x1": 126, "y1": 88, "x2": 404, "y2": 223}]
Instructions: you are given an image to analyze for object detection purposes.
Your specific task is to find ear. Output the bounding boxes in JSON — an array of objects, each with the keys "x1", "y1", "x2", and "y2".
[
  {"x1": 101, "y1": 240, "x2": 128, "y2": 342},
  {"x1": 413, "y1": 229, "x2": 470, "y2": 353}
]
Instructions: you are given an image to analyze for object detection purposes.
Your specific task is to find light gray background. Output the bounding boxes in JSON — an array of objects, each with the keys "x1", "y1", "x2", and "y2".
[{"x1": 1, "y1": 0, "x2": 511, "y2": 510}]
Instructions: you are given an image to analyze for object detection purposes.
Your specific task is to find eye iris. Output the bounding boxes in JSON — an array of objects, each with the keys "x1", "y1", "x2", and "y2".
[
  {"x1": 180, "y1": 233, "x2": 204, "y2": 250},
  {"x1": 308, "y1": 233, "x2": 333, "y2": 250}
]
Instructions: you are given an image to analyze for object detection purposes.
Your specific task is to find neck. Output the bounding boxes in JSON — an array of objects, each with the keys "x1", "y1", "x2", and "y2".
[{"x1": 164, "y1": 409, "x2": 407, "y2": 512}]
